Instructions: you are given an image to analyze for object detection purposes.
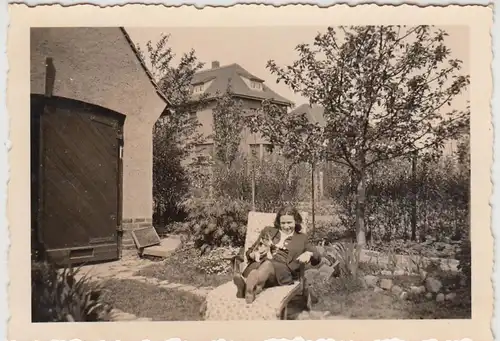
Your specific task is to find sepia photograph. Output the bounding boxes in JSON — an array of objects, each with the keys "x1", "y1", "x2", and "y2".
[{"x1": 6, "y1": 3, "x2": 493, "y2": 341}]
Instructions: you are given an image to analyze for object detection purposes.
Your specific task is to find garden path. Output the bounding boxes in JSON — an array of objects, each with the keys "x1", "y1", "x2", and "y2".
[{"x1": 73, "y1": 246, "x2": 214, "y2": 321}]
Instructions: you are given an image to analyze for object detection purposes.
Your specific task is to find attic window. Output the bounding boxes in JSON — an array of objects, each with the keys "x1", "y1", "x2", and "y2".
[
  {"x1": 193, "y1": 84, "x2": 204, "y2": 93},
  {"x1": 250, "y1": 81, "x2": 263, "y2": 90}
]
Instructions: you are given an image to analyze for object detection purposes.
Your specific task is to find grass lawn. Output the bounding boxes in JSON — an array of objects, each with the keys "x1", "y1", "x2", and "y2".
[
  {"x1": 310, "y1": 276, "x2": 471, "y2": 319},
  {"x1": 135, "y1": 246, "x2": 232, "y2": 288},
  {"x1": 100, "y1": 279, "x2": 205, "y2": 321}
]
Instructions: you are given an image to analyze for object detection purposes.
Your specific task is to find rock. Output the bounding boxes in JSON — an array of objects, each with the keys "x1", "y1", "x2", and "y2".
[
  {"x1": 419, "y1": 269, "x2": 428, "y2": 281},
  {"x1": 136, "y1": 317, "x2": 153, "y2": 321},
  {"x1": 425, "y1": 277, "x2": 443, "y2": 293},
  {"x1": 363, "y1": 275, "x2": 379, "y2": 288},
  {"x1": 380, "y1": 278, "x2": 393, "y2": 290},
  {"x1": 394, "y1": 269, "x2": 405, "y2": 276},
  {"x1": 309, "y1": 310, "x2": 326, "y2": 319},
  {"x1": 111, "y1": 311, "x2": 137, "y2": 321},
  {"x1": 381, "y1": 270, "x2": 393, "y2": 276},
  {"x1": 374, "y1": 286, "x2": 384, "y2": 293},
  {"x1": 399, "y1": 291, "x2": 409, "y2": 300},
  {"x1": 445, "y1": 292, "x2": 457, "y2": 301},
  {"x1": 425, "y1": 292, "x2": 433, "y2": 300},
  {"x1": 436, "y1": 293, "x2": 445, "y2": 302},
  {"x1": 297, "y1": 311, "x2": 310, "y2": 320},
  {"x1": 410, "y1": 286, "x2": 421, "y2": 294},
  {"x1": 391, "y1": 285, "x2": 403, "y2": 295}
]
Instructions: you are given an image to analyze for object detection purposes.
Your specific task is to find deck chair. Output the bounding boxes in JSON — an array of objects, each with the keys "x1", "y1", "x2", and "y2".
[{"x1": 203, "y1": 211, "x2": 312, "y2": 320}]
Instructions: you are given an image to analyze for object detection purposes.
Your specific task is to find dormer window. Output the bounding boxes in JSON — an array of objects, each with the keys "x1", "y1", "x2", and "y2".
[
  {"x1": 193, "y1": 84, "x2": 204, "y2": 93},
  {"x1": 251, "y1": 81, "x2": 262, "y2": 90}
]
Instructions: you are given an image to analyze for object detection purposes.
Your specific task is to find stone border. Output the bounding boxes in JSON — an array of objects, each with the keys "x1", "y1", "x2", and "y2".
[{"x1": 360, "y1": 249, "x2": 460, "y2": 272}]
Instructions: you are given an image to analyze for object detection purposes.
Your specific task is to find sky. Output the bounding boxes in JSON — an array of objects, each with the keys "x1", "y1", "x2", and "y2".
[{"x1": 126, "y1": 25, "x2": 470, "y2": 109}]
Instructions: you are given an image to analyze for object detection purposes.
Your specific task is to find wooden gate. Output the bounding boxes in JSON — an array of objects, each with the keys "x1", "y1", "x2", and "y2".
[{"x1": 31, "y1": 95, "x2": 124, "y2": 265}]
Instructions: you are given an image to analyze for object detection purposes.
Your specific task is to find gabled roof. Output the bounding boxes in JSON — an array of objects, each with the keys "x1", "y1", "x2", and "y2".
[
  {"x1": 191, "y1": 62, "x2": 293, "y2": 107},
  {"x1": 289, "y1": 103, "x2": 326, "y2": 126}
]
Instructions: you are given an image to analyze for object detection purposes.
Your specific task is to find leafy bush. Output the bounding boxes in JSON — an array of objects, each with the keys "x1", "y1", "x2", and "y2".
[
  {"x1": 309, "y1": 220, "x2": 353, "y2": 245},
  {"x1": 193, "y1": 246, "x2": 240, "y2": 275},
  {"x1": 181, "y1": 197, "x2": 251, "y2": 250},
  {"x1": 32, "y1": 261, "x2": 112, "y2": 322},
  {"x1": 211, "y1": 155, "x2": 304, "y2": 213},
  {"x1": 456, "y1": 238, "x2": 471, "y2": 287},
  {"x1": 330, "y1": 152, "x2": 469, "y2": 243}
]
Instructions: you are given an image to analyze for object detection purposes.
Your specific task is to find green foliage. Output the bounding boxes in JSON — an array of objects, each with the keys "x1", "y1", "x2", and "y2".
[
  {"x1": 181, "y1": 197, "x2": 252, "y2": 250},
  {"x1": 245, "y1": 101, "x2": 327, "y2": 166},
  {"x1": 330, "y1": 151, "x2": 469, "y2": 243},
  {"x1": 203, "y1": 154, "x2": 303, "y2": 213},
  {"x1": 212, "y1": 84, "x2": 245, "y2": 167},
  {"x1": 31, "y1": 262, "x2": 112, "y2": 322},
  {"x1": 136, "y1": 34, "x2": 210, "y2": 228},
  {"x1": 456, "y1": 238, "x2": 471, "y2": 287},
  {"x1": 256, "y1": 25, "x2": 469, "y2": 245},
  {"x1": 193, "y1": 246, "x2": 240, "y2": 275},
  {"x1": 334, "y1": 242, "x2": 362, "y2": 278}
]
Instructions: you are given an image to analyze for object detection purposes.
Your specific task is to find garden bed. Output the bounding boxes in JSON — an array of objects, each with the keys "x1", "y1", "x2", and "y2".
[
  {"x1": 100, "y1": 278, "x2": 205, "y2": 321},
  {"x1": 306, "y1": 261, "x2": 471, "y2": 320},
  {"x1": 135, "y1": 245, "x2": 233, "y2": 288}
]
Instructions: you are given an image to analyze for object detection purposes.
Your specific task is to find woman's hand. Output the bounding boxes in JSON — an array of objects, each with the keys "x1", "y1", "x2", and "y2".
[{"x1": 296, "y1": 251, "x2": 313, "y2": 264}]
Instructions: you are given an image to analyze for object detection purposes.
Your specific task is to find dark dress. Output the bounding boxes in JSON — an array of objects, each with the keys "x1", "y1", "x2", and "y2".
[{"x1": 241, "y1": 225, "x2": 321, "y2": 286}]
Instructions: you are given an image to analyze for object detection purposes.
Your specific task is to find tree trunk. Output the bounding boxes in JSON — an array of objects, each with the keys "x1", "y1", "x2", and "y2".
[
  {"x1": 355, "y1": 170, "x2": 367, "y2": 246},
  {"x1": 311, "y1": 161, "x2": 316, "y2": 239},
  {"x1": 411, "y1": 151, "x2": 418, "y2": 241}
]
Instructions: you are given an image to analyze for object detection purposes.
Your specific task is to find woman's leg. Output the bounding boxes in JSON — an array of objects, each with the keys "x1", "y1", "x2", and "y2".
[
  {"x1": 232, "y1": 255, "x2": 246, "y2": 298},
  {"x1": 245, "y1": 260, "x2": 276, "y2": 303}
]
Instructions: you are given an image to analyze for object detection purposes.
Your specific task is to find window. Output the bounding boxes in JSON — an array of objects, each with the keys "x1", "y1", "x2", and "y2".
[
  {"x1": 193, "y1": 84, "x2": 204, "y2": 93},
  {"x1": 249, "y1": 144, "x2": 260, "y2": 158},
  {"x1": 250, "y1": 81, "x2": 262, "y2": 90}
]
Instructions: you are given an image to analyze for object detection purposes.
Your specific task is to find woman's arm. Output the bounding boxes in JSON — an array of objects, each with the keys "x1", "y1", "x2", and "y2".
[{"x1": 304, "y1": 239, "x2": 322, "y2": 266}]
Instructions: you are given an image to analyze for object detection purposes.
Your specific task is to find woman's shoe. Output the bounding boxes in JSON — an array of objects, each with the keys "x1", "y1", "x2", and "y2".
[{"x1": 233, "y1": 274, "x2": 246, "y2": 299}]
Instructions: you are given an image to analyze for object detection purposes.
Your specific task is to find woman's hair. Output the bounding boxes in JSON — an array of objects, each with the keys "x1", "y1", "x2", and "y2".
[{"x1": 274, "y1": 205, "x2": 303, "y2": 233}]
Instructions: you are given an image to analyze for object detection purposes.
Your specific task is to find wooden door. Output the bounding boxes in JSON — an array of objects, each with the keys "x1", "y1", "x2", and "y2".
[{"x1": 31, "y1": 95, "x2": 124, "y2": 265}]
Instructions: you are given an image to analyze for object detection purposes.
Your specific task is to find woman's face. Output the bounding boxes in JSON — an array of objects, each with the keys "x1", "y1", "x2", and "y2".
[{"x1": 280, "y1": 214, "x2": 296, "y2": 234}]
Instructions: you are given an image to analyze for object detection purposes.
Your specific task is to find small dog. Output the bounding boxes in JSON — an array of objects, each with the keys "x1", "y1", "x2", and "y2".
[{"x1": 251, "y1": 232, "x2": 274, "y2": 262}]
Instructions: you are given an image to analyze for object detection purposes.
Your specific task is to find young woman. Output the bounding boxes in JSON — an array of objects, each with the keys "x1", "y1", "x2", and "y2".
[{"x1": 232, "y1": 205, "x2": 322, "y2": 303}]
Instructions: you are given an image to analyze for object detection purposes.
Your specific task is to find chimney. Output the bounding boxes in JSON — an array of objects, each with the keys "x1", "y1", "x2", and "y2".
[{"x1": 211, "y1": 61, "x2": 220, "y2": 69}]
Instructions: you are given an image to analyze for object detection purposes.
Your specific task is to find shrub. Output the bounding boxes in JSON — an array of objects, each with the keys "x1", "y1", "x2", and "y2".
[
  {"x1": 32, "y1": 261, "x2": 112, "y2": 322},
  {"x1": 456, "y1": 237, "x2": 471, "y2": 287},
  {"x1": 181, "y1": 196, "x2": 251, "y2": 250},
  {"x1": 330, "y1": 152, "x2": 469, "y2": 243},
  {"x1": 309, "y1": 220, "x2": 353, "y2": 245},
  {"x1": 211, "y1": 155, "x2": 304, "y2": 213},
  {"x1": 194, "y1": 246, "x2": 240, "y2": 275},
  {"x1": 152, "y1": 122, "x2": 191, "y2": 229}
]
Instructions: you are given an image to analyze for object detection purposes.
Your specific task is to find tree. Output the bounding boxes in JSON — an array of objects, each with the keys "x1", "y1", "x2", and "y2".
[
  {"x1": 245, "y1": 101, "x2": 327, "y2": 235},
  {"x1": 136, "y1": 34, "x2": 210, "y2": 225},
  {"x1": 212, "y1": 83, "x2": 245, "y2": 168},
  {"x1": 261, "y1": 25, "x2": 470, "y2": 246}
]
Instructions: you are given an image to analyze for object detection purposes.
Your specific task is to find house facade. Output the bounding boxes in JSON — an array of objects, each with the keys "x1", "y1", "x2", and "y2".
[
  {"x1": 190, "y1": 61, "x2": 293, "y2": 161},
  {"x1": 30, "y1": 27, "x2": 169, "y2": 262}
]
